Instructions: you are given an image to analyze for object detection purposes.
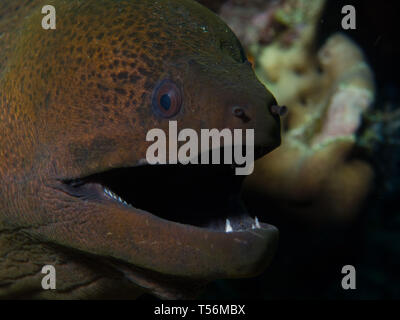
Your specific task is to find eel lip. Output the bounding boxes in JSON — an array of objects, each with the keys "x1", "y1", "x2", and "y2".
[
  {"x1": 109, "y1": 221, "x2": 279, "y2": 299},
  {"x1": 109, "y1": 223, "x2": 278, "y2": 300},
  {"x1": 59, "y1": 163, "x2": 279, "y2": 288}
]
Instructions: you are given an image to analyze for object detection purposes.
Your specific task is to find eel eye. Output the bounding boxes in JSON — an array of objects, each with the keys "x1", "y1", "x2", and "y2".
[{"x1": 152, "y1": 80, "x2": 182, "y2": 118}]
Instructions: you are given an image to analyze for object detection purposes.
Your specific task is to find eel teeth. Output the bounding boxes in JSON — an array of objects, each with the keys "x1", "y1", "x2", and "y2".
[
  {"x1": 255, "y1": 216, "x2": 260, "y2": 229},
  {"x1": 225, "y1": 219, "x2": 233, "y2": 233},
  {"x1": 104, "y1": 188, "x2": 129, "y2": 206}
]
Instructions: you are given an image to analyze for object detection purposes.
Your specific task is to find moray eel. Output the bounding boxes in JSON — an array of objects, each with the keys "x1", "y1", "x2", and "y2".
[{"x1": 0, "y1": 0, "x2": 281, "y2": 299}]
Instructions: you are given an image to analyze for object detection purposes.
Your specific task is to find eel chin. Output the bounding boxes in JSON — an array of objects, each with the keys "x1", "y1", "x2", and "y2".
[{"x1": 60, "y1": 161, "x2": 278, "y2": 298}]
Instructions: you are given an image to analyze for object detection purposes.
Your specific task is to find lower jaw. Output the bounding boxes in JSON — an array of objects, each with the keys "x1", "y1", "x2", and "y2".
[
  {"x1": 60, "y1": 164, "x2": 279, "y2": 283},
  {"x1": 106, "y1": 223, "x2": 278, "y2": 300},
  {"x1": 100, "y1": 199, "x2": 279, "y2": 279}
]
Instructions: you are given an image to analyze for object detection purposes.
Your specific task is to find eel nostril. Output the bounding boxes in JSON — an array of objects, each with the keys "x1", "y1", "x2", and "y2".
[
  {"x1": 232, "y1": 106, "x2": 244, "y2": 117},
  {"x1": 232, "y1": 106, "x2": 251, "y2": 122},
  {"x1": 270, "y1": 105, "x2": 288, "y2": 117}
]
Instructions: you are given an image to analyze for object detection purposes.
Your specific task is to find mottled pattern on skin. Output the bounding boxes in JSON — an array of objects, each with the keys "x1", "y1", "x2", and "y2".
[{"x1": 0, "y1": 0, "x2": 280, "y2": 299}]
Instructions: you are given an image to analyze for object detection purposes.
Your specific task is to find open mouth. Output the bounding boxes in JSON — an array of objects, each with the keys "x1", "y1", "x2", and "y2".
[
  {"x1": 65, "y1": 162, "x2": 261, "y2": 233},
  {"x1": 58, "y1": 150, "x2": 278, "y2": 294}
]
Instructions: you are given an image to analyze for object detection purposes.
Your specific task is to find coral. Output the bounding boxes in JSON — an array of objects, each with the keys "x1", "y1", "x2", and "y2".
[
  {"x1": 198, "y1": 0, "x2": 325, "y2": 48},
  {"x1": 249, "y1": 16, "x2": 375, "y2": 223},
  {"x1": 218, "y1": 0, "x2": 282, "y2": 47},
  {"x1": 204, "y1": 0, "x2": 376, "y2": 224}
]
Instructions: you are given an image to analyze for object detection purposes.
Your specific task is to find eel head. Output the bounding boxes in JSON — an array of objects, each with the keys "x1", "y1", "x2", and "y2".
[{"x1": 0, "y1": 0, "x2": 281, "y2": 299}]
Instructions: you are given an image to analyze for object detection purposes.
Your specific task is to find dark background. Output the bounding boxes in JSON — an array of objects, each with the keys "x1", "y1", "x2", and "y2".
[
  {"x1": 320, "y1": 0, "x2": 400, "y2": 104},
  {"x1": 199, "y1": 0, "x2": 400, "y2": 300}
]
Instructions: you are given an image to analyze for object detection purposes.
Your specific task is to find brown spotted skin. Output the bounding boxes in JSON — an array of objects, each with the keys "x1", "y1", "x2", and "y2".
[{"x1": 0, "y1": 0, "x2": 280, "y2": 299}]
